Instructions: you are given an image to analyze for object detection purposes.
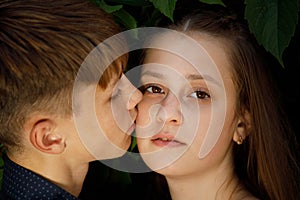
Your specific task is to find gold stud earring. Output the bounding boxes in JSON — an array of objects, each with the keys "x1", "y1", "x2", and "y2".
[{"x1": 236, "y1": 136, "x2": 244, "y2": 145}]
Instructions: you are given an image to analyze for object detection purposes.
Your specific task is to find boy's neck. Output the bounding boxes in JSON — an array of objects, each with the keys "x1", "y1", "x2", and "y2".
[{"x1": 8, "y1": 153, "x2": 89, "y2": 197}]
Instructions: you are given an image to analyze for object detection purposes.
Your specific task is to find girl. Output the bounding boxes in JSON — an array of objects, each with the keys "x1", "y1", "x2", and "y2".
[{"x1": 135, "y1": 4, "x2": 300, "y2": 200}]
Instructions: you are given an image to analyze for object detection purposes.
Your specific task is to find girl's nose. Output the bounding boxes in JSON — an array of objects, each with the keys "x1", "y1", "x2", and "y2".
[{"x1": 156, "y1": 92, "x2": 182, "y2": 125}]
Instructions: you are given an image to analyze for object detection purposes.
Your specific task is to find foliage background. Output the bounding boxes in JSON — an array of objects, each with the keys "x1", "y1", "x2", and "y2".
[
  {"x1": 0, "y1": 0, "x2": 299, "y2": 192},
  {"x1": 95, "y1": 0, "x2": 299, "y2": 67}
]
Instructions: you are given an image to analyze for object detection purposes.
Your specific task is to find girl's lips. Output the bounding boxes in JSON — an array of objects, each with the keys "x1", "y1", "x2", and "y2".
[{"x1": 151, "y1": 133, "x2": 185, "y2": 147}]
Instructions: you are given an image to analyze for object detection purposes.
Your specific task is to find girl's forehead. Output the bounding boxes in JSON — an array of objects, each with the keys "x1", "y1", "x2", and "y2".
[
  {"x1": 143, "y1": 47, "x2": 229, "y2": 83},
  {"x1": 145, "y1": 31, "x2": 233, "y2": 80},
  {"x1": 144, "y1": 49, "x2": 199, "y2": 75}
]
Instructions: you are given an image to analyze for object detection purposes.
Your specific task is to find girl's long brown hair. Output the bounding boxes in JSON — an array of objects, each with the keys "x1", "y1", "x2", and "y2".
[{"x1": 169, "y1": 3, "x2": 300, "y2": 200}]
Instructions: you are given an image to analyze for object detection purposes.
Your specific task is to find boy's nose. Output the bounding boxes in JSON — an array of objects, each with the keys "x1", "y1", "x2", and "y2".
[
  {"x1": 127, "y1": 88, "x2": 143, "y2": 110},
  {"x1": 122, "y1": 75, "x2": 142, "y2": 109}
]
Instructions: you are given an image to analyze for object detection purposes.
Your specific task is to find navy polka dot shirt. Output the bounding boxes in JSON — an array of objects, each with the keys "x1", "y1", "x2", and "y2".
[{"x1": 0, "y1": 155, "x2": 79, "y2": 200}]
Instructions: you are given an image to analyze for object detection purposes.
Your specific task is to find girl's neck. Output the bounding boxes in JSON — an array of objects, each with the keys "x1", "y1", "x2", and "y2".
[{"x1": 165, "y1": 165, "x2": 242, "y2": 200}]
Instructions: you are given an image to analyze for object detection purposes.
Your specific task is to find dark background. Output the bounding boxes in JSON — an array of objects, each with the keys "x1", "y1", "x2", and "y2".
[{"x1": 80, "y1": 0, "x2": 300, "y2": 199}]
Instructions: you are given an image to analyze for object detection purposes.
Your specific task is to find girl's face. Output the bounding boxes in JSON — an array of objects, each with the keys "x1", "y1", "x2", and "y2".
[{"x1": 136, "y1": 34, "x2": 238, "y2": 176}]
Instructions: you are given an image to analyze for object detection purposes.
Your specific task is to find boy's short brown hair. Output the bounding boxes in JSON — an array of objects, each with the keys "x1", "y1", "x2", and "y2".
[{"x1": 0, "y1": 0, "x2": 128, "y2": 150}]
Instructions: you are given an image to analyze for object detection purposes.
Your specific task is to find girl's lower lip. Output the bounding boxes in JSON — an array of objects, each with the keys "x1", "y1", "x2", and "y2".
[{"x1": 151, "y1": 139, "x2": 185, "y2": 147}]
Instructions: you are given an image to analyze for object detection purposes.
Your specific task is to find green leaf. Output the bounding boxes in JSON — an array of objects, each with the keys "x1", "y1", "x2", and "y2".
[
  {"x1": 130, "y1": 136, "x2": 137, "y2": 151},
  {"x1": 113, "y1": 8, "x2": 138, "y2": 29},
  {"x1": 150, "y1": 0, "x2": 177, "y2": 22},
  {"x1": 95, "y1": 0, "x2": 123, "y2": 13},
  {"x1": 245, "y1": 0, "x2": 299, "y2": 67},
  {"x1": 198, "y1": 0, "x2": 225, "y2": 6}
]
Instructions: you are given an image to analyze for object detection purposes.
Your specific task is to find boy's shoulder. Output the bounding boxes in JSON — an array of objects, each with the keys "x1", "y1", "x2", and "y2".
[{"x1": 1, "y1": 155, "x2": 79, "y2": 200}]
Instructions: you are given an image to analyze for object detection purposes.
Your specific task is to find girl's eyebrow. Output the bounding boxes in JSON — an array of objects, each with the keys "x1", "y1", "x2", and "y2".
[
  {"x1": 186, "y1": 74, "x2": 221, "y2": 87},
  {"x1": 141, "y1": 71, "x2": 221, "y2": 87},
  {"x1": 141, "y1": 71, "x2": 164, "y2": 79}
]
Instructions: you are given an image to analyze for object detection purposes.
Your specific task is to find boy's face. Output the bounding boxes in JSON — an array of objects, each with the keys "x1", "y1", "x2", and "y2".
[
  {"x1": 72, "y1": 73, "x2": 142, "y2": 160},
  {"x1": 97, "y1": 74, "x2": 141, "y2": 151}
]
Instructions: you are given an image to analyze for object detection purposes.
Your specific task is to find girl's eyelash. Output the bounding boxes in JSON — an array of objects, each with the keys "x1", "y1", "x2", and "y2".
[
  {"x1": 139, "y1": 84, "x2": 210, "y2": 100},
  {"x1": 139, "y1": 84, "x2": 164, "y2": 94},
  {"x1": 138, "y1": 85, "x2": 148, "y2": 93},
  {"x1": 189, "y1": 89, "x2": 211, "y2": 100}
]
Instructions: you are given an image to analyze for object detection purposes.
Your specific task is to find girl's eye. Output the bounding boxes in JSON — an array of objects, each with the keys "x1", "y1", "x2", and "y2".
[
  {"x1": 189, "y1": 90, "x2": 210, "y2": 100},
  {"x1": 140, "y1": 85, "x2": 165, "y2": 94},
  {"x1": 146, "y1": 85, "x2": 164, "y2": 94}
]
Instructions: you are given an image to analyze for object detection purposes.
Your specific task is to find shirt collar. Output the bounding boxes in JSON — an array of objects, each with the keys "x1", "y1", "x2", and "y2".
[{"x1": 1, "y1": 155, "x2": 79, "y2": 200}]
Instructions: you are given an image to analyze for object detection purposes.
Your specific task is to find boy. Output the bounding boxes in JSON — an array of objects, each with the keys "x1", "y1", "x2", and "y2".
[{"x1": 0, "y1": 0, "x2": 142, "y2": 199}]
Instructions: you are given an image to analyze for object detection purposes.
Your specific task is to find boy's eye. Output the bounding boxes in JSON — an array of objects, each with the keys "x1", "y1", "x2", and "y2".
[
  {"x1": 189, "y1": 90, "x2": 210, "y2": 99},
  {"x1": 111, "y1": 88, "x2": 121, "y2": 100}
]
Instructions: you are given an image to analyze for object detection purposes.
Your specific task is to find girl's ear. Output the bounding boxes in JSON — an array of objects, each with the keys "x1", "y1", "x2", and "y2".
[
  {"x1": 25, "y1": 116, "x2": 66, "y2": 154},
  {"x1": 233, "y1": 111, "x2": 251, "y2": 145}
]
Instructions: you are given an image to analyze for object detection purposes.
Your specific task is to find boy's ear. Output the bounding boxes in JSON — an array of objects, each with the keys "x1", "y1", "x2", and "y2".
[
  {"x1": 233, "y1": 111, "x2": 251, "y2": 145},
  {"x1": 26, "y1": 116, "x2": 66, "y2": 154}
]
